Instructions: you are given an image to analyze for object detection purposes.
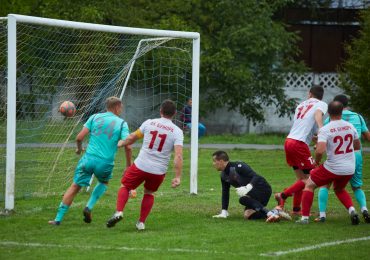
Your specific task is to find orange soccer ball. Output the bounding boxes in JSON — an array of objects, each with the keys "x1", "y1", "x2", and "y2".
[{"x1": 59, "y1": 101, "x2": 76, "y2": 117}]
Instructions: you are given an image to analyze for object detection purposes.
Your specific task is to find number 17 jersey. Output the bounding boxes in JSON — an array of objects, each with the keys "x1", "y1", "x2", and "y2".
[
  {"x1": 134, "y1": 117, "x2": 184, "y2": 175},
  {"x1": 288, "y1": 98, "x2": 328, "y2": 145}
]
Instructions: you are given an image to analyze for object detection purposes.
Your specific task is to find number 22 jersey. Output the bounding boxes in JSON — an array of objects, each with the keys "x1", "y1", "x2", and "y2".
[
  {"x1": 318, "y1": 119, "x2": 359, "y2": 175},
  {"x1": 134, "y1": 117, "x2": 184, "y2": 175}
]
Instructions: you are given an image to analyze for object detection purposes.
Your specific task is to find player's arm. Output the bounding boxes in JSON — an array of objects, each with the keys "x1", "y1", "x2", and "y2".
[
  {"x1": 171, "y1": 145, "x2": 183, "y2": 188},
  {"x1": 213, "y1": 179, "x2": 230, "y2": 218},
  {"x1": 362, "y1": 131, "x2": 370, "y2": 142},
  {"x1": 353, "y1": 139, "x2": 361, "y2": 151},
  {"x1": 117, "y1": 129, "x2": 143, "y2": 148},
  {"x1": 314, "y1": 109, "x2": 324, "y2": 129},
  {"x1": 314, "y1": 141, "x2": 326, "y2": 166},
  {"x1": 75, "y1": 127, "x2": 89, "y2": 155},
  {"x1": 124, "y1": 145, "x2": 133, "y2": 168}
]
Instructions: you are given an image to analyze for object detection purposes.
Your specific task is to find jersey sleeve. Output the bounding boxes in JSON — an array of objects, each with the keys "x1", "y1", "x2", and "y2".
[
  {"x1": 83, "y1": 114, "x2": 96, "y2": 131},
  {"x1": 352, "y1": 125, "x2": 359, "y2": 140},
  {"x1": 317, "y1": 127, "x2": 329, "y2": 143},
  {"x1": 316, "y1": 101, "x2": 328, "y2": 115},
  {"x1": 174, "y1": 129, "x2": 184, "y2": 146},
  {"x1": 120, "y1": 121, "x2": 130, "y2": 140},
  {"x1": 359, "y1": 115, "x2": 369, "y2": 133}
]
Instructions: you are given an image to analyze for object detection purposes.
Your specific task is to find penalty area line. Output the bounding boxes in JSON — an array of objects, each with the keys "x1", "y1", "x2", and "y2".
[
  {"x1": 260, "y1": 236, "x2": 370, "y2": 257},
  {"x1": 0, "y1": 241, "x2": 249, "y2": 256}
]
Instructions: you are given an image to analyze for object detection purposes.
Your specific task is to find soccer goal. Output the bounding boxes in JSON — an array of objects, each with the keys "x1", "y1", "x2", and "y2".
[{"x1": 0, "y1": 14, "x2": 200, "y2": 211}]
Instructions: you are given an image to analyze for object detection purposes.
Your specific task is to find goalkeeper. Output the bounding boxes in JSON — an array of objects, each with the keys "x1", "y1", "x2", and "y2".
[{"x1": 212, "y1": 150, "x2": 288, "y2": 221}]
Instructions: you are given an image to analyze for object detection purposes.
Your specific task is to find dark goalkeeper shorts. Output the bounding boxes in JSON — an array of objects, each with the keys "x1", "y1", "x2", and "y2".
[{"x1": 247, "y1": 183, "x2": 272, "y2": 206}]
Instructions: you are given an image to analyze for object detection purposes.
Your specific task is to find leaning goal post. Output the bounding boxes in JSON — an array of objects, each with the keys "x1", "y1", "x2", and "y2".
[{"x1": 1, "y1": 14, "x2": 200, "y2": 211}]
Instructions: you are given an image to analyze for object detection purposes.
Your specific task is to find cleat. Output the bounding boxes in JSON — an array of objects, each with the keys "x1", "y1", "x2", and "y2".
[
  {"x1": 83, "y1": 207, "x2": 92, "y2": 223},
  {"x1": 362, "y1": 210, "x2": 370, "y2": 224},
  {"x1": 350, "y1": 211, "x2": 360, "y2": 225},
  {"x1": 314, "y1": 217, "x2": 326, "y2": 223},
  {"x1": 48, "y1": 220, "x2": 61, "y2": 226},
  {"x1": 277, "y1": 209, "x2": 292, "y2": 221},
  {"x1": 296, "y1": 218, "x2": 309, "y2": 224},
  {"x1": 266, "y1": 213, "x2": 280, "y2": 223},
  {"x1": 136, "y1": 221, "x2": 145, "y2": 231},
  {"x1": 274, "y1": 193, "x2": 285, "y2": 209},
  {"x1": 106, "y1": 214, "x2": 123, "y2": 228}
]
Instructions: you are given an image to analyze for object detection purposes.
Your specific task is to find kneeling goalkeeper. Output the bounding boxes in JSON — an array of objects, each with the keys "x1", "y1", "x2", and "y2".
[{"x1": 212, "y1": 150, "x2": 287, "y2": 221}]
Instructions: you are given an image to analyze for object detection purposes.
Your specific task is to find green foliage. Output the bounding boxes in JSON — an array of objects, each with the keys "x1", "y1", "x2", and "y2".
[
  {"x1": 341, "y1": 8, "x2": 370, "y2": 119},
  {"x1": 1, "y1": 0, "x2": 305, "y2": 123}
]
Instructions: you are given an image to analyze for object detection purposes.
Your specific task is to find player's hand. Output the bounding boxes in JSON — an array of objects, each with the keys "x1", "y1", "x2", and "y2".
[
  {"x1": 171, "y1": 177, "x2": 180, "y2": 188},
  {"x1": 236, "y1": 184, "x2": 253, "y2": 197},
  {"x1": 212, "y1": 210, "x2": 228, "y2": 218},
  {"x1": 117, "y1": 140, "x2": 125, "y2": 148}
]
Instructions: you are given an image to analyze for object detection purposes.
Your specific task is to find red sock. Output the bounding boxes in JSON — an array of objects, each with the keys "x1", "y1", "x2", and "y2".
[
  {"x1": 335, "y1": 189, "x2": 353, "y2": 209},
  {"x1": 139, "y1": 194, "x2": 154, "y2": 223},
  {"x1": 116, "y1": 186, "x2": 130, "y2": 211},
  {"x1": 282, "y1": 180, "x2": 305, "y2": 198},
  {"x1": 293, "y1": 190, "x2": 302, "y2": 211},
  {"x1": 301, "y1": 190, "x2": 314, "y2": 217}
]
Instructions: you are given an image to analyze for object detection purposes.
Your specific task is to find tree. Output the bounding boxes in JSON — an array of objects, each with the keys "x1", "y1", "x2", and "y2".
[{"x1": 341, "y1": 8, "x2": 370, "y2": 119}]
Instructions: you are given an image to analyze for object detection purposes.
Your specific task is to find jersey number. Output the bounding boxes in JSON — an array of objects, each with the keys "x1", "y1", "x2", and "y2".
[
  {"x1": 333, "y1": 134, "x2": 353, "y2": 155},
  {"x1": 92, "y1": 118, "x2": 116, "y2": 139},
  {"x1": 297, "y1": 104, "x2": 313, "y2": 119},
  {"x1": 149, "y1": 130, "x2": 167, "y2": 152}
]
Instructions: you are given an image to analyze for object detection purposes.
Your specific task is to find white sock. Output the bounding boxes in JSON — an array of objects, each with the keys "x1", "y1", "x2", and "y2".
[
  {"x1": 114, "y1": 211, "x2": 123, "y2": 217},
  {"x1": 301, "y1": 216, "x2": 309, "y2": 220},
  {"x1": 319, "y1": 212, "x2": 326, "y2": 218},
  {"x1": 348, "y1": 206, "x2": 355, "y2": 214},
  {"x1": 361, "y1": 206, "x2": 368, "y2": 213}
]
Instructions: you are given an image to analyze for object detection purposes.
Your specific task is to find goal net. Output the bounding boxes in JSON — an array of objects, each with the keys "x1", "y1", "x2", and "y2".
[{"x1": 0, "y1": 15, "x2": 200, "y2": 210}]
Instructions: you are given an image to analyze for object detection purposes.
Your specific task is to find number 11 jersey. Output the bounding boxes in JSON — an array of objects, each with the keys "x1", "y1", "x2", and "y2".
[{"x1": 134, "y1": 117, "x2": 184, "y2": 175}]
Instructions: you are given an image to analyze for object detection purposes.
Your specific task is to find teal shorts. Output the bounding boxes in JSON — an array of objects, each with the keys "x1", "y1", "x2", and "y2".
[
  {"x1": 74, "y1": 154, "x2": 114, "y2": 187},
  {"x1": 350, "y1": 151, "x2": 363, "y2": 188}
]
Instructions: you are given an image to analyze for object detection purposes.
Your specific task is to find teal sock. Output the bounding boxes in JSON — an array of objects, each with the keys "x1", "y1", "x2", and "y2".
[
  {"x1": 86, "y1": 182, "x2": 107, "y2": 210},
  {"x1": 354, "y1": 189, "x2": 367, "y2": 209},
  {"x1": 55, "y1": 202, "x2": 70, "y2": 222},
  {"x1": 318, "y1": 187, "x2": 329, "y2": 213}
]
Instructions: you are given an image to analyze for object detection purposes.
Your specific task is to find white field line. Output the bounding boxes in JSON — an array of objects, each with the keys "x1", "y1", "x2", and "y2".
[
  {"x1": 0, "y1": 241, "x2": 250, "y2": 256},
  {"x1": 260, "y1": 236, "x2": 370, "y2": 257}
]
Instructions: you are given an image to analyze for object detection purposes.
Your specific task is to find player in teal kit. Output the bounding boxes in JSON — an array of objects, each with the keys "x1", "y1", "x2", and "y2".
[
  {"x1": 316, "y1": 94, "x2": 370, "y2": 223},
  {"x1": 48, "y1": 97, "x2": 131, "y2": 225}
]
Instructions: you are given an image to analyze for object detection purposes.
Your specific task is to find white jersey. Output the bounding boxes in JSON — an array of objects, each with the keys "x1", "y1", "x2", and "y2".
[
  {"x1": 134, "y1": 117, "x2": 183, "y2": 175},
  {"x1": 318, "y1": 120, "x2": 359, "y2": 175},
  {"x1": 288, "y1": 98, "x2": 328, "y2": 144}
]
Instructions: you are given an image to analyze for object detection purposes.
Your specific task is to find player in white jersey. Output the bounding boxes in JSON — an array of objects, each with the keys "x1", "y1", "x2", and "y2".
[
  {"x1": 297, "y1": 101, "x2": 361, "y2": 225},
  {"x1": 275, "y1": 85, "x2": 328, "y2": 214},
  {"x1": 106, "y1": 99, "x2": 183, "y2": 230}
]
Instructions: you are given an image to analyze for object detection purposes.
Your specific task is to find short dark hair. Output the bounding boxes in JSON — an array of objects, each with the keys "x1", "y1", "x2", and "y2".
[
  {"x1": 161, "y1": 99, "x2": 177, "y2": 117},
  {"x1": 309, "y1": 85, "x2": 324, "y2": 100},
  {"x1": 333, "y1": 94, "x2": 349, "y2": 107},
  {"x1": 212, "y1": 150, "x2": 229, "y2": 162},
  {"x1": 328, "y1": 101, "x2": 343, "y2": 117},
  {"x1": 106, "y1": 96, "x2": 122, "y2": 110}
]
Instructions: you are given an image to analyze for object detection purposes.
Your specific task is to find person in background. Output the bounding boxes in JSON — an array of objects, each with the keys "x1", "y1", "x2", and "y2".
[{"x1": 181, "y1": 97, "x2": 206, "y2": 137}]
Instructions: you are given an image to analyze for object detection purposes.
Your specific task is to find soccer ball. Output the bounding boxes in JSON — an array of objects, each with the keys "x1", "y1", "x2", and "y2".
[{"x1": 59, "y1": 101, "x2": 76, "y2": 117}]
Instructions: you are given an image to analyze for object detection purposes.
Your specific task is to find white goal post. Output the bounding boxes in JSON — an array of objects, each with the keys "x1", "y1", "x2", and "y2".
[{"x1": 2, "y1": 14, "x2": 200, "y2": 211}]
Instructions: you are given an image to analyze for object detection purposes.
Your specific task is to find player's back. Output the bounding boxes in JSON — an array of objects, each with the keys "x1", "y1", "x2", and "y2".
[
  {"x1": 288, "y1": 98, "x2": 327, "y2": 144},
  {"x1": 320, "y1": 120, "x2": 358, "y2": 175},
  {"x1": 135, "y1": 117, "x2": 184, "y2": 174},
  {"x1": 85, "y1": 112, "x2": 128, "y2": 162}
]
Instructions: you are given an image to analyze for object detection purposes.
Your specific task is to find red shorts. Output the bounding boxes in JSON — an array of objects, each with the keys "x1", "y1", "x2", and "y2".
[
  {"x1": 284, "y1": 138, "x2": 314, "y2": 170},
  {"x1": 310, "y1": 165, "x2": 353, "y2": 190},
  {"x1": 121, "y1": 163, "x2": 166, "y2": 192}
]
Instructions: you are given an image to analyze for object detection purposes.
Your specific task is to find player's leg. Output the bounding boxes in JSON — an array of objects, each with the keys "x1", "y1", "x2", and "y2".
[
  {"x1": 48, "y1": 182, "x2": 82, "y2": 225},
  {"x1": 315, "y1": 183, "x2": 332, "y2": 222},
  {"x1": 351, "y1": 151, "x2": 369, "y2": 223},
  {"x1": 333, "y1": 175, "x2": 359, "y2": 225},
  {"x1": 137, "y1": 173, "x2": 166, "y2": 230},
  {"x1": 239, "y1": 196, "x2": 270, "y2": 219},
  {"x1": 198, "y1": 123, "x2": 206, "y2": 137},
  {"x1": 107, "y1": 164, "x2": 144, "y2": 228}
]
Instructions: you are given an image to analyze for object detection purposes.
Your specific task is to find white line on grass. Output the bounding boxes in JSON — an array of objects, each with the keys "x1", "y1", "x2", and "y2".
[
  {"x1": 260, "y1": 236, "x2": 370, "y2": 257},
  {"x1": 0, "y1": 241, "x2": 249, "y2": 257}
]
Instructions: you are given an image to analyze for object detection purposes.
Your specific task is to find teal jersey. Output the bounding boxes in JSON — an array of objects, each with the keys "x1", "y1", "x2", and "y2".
[
  {"x1": 84, "y1": 112, "x2": 129, "y2": 162},
  {"x1": 324, "y1": 110, "x2": 368, "y2": 143}
]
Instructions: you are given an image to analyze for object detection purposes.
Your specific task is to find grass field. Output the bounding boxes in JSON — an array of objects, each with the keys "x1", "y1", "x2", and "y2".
[{"x1": 0, "y1": 147, "x2": 369, "y2": 259}]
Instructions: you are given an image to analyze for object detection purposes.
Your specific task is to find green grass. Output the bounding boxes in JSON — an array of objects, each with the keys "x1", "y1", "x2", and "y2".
[{"x1": 0, "y1": 148, "x2": 369, "y2": 259}]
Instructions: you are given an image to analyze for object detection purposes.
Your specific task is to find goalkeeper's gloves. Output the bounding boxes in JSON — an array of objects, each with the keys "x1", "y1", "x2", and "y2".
[
  {"x1": 236, "y1": 183, "x2": 253, "y2": 197},
  {"x1": 212, "y1": 209, "x2": 229, "y2": 218}
]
